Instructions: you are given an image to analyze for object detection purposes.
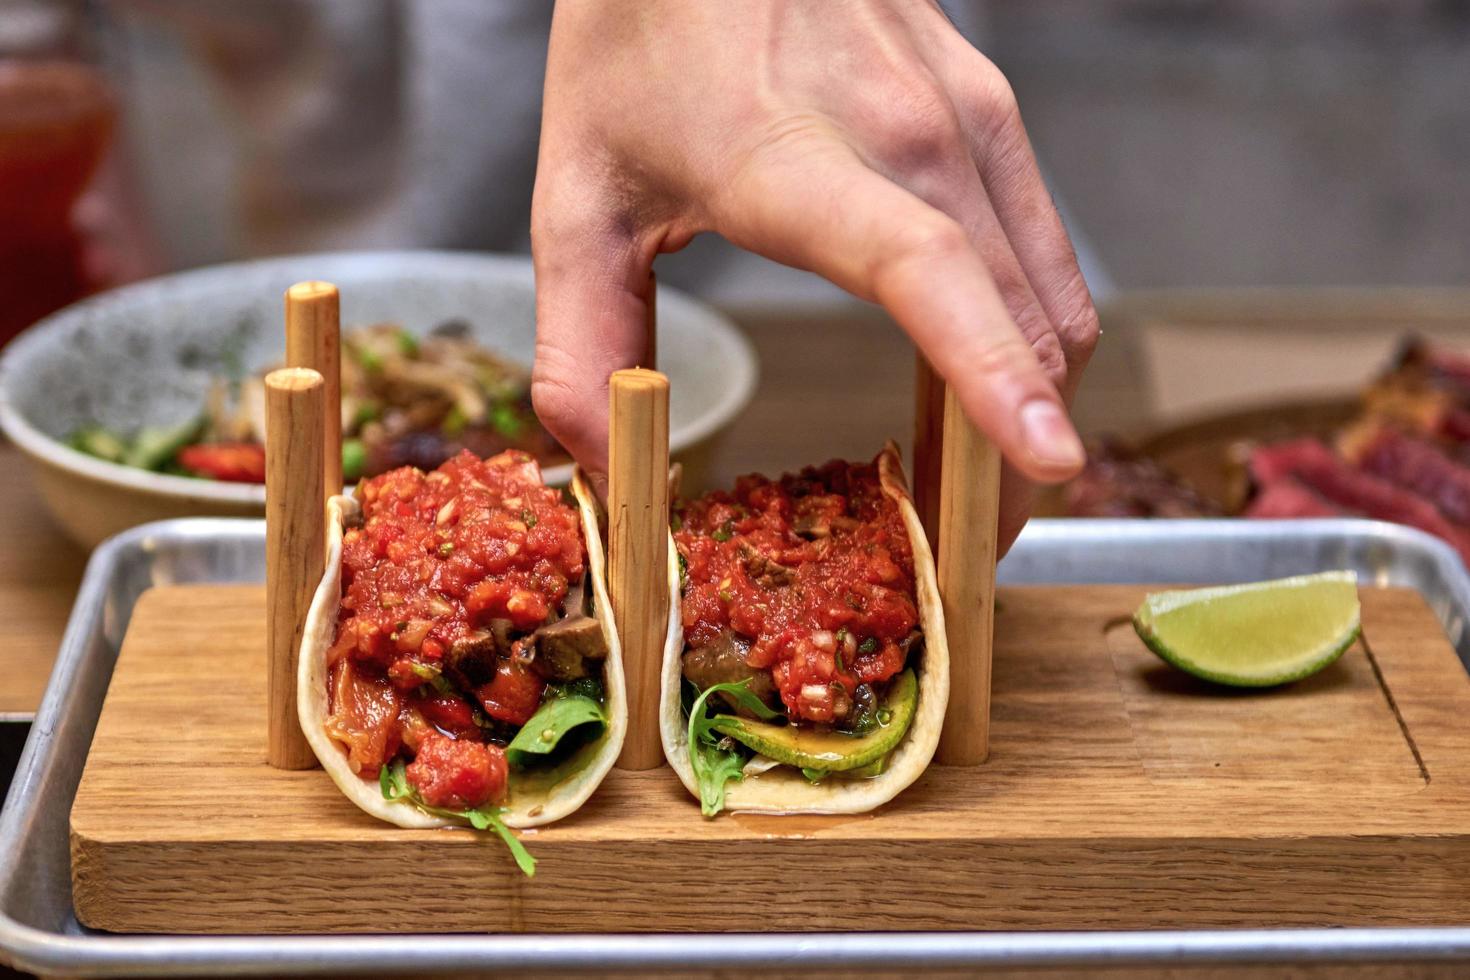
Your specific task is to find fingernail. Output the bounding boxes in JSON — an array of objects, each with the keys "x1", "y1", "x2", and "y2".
[{"x1": 1018, "y1": 400, "x2": 1085, "y2": 470}]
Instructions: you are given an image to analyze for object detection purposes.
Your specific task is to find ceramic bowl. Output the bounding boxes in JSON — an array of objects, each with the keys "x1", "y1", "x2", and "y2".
[{"x1": 0, "y1": 251, "x2": 756, "y2": 548}]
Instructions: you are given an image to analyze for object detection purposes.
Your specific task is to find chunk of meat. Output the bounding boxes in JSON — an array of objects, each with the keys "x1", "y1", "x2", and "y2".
[
  {"x1": 1245, "y1": 479, "x2": 1345, "y2": 519},
  {"x1": 1065, "y1": 440, "x2": 1222, "y2": 517},
  {"x1": 792, "y1": 511, "x2": 859, "y2": 539},
  {"x1": 1343, "y1": 423, "x2": 1470, "y2": 525},
  {"x1": 529, "y1": 615, "x2": 607, "y2": 681},
  {"x1": 445, "y1": 620, "x2": 511, "y2": 687},
  {"x1": 1248, "y1": 438, "x2": 1470, "y2": 561},
  {"x1": 406, "y1": 733, "x2": 507, "y2": 809},
  {"x1": 682, "y1": 630, "x2": 778, "y2": 716},
  {"x1": 741, "y1": 547, "x2": 794, "y2": 589}
]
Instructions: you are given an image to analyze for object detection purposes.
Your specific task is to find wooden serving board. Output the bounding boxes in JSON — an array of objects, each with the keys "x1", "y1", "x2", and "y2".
[{"x1": 71, "y1": 583, "x2": 1470, "y2": 934}]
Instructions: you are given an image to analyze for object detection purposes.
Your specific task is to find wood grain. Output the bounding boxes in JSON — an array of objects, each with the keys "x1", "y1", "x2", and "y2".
[
  {"x1": 264, "y1": 368, "x2": 325, "y2": 770},
  {"x1": 643, "y1": 270, "x2": 657, "y2": 369},
  {"x1": 70, "y1": 583, "x2": 1470, "y2": 934},
  {"x1": 608, "y1": 368, "x2": 671, "y2": 771},
  {"x1": 934, "y1": 385, "x2": 1002, "y2": 766},
  {"x1": 284, "y1": 280, "x2": 342, "y2": 503},
  {"x1": 912, "y1": 353, "x2": 943, "y2": 554}
]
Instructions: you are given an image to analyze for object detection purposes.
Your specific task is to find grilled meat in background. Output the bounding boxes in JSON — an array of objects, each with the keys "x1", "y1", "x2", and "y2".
[{"x1": 1062, "y1": 337, "x2": 1470, "y2": 565}]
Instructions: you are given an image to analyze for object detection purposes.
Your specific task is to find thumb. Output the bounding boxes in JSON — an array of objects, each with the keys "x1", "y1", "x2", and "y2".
[{"x1": 531, "y1": 228, "x2": 651, "y2": 477}]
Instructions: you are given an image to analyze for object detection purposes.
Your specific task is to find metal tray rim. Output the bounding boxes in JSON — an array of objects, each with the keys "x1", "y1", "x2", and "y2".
[{"x1": 7, "y1": 515, "x2": 1470, "y2": 976}]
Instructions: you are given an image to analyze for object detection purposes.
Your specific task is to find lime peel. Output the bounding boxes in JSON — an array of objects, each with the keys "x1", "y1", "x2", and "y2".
[{"x1": 1133, "y1": 571, "x2": 1361, "y2": 688}]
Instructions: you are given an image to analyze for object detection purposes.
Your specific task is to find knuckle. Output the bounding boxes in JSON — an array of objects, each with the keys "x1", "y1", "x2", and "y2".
[
  {"x1": 1028, "y1": 328, "x2": 1069, "y2": 391},
  {"x1": 970, "y1": 337, "x2": 1041, "y2": 381},
  {"x1": 1052, "y1": 279, "x2": 1102, "y2": 364},
  {"x1": 972, "y1": 57, "x2": 1019, "y2": 121},
  {"x1": 529, "y1": 344, "x2": 587, "y2": 431},
  {"x1": 896, "y1": 108, "x2": 966, "y2": 177},
  {"x1": 875, "y1": 74, "x2": 967, "y2": 174}
]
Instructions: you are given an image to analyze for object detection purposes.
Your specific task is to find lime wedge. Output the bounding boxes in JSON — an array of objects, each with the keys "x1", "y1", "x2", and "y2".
[{"x1": 1132, "y1": 571, "x2": 1361, "y2": 687}]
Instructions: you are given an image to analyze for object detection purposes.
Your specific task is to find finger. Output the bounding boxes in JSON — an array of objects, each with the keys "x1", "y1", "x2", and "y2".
[
  {"x1": 919, "y1": 170, "x2": 1068, "y2": 396},
  {"x1": 942, "y1": 53, "x2": 1101, "y2": 402},
  {"x1": 718, "y1": 142, "x2": 1083, "y2": 482},
  {"x1": 530, "y1": 209, "x2": 651, "y2": 477},
  {"x1": 869, "y1": 108, "x2": 1069, "y2": 398}
]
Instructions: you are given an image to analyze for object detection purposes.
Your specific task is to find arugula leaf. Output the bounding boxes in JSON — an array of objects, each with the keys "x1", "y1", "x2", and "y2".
[
  {"x1": 505, "y1": 695, "x2": 606, "y2": 768},
  {"x1": 378, "y1": 759, "x2": 537, "y2": 877},
  {"x1": 686, "y1": 679, "x2": 782, "y2": 818}
]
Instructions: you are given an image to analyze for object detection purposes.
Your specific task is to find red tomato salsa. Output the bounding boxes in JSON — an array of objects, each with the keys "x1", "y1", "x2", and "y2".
[
  {"x1": 325, "y1": 449, "x2": 587, "y2": 809},
  {"x1": 674, "y1": 456, "x2": 920, "y2": 725}
]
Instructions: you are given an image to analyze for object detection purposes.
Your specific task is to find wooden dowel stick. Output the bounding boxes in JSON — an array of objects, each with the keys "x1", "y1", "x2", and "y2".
[
  {"x1": 608, "y1": 368, "x2": 671, "y2": 771},
  {"x1": 934, "y1": 385, "x2": 1002, "y2": 767},
  {"x1": 284, "y1": 281, "x2": 342, "y2": 502},
  {"x1": 913, "y1": 352, "x2": 944, "y2": 554},
  {"x1": 265, "y1": 367, "x2": 326, "y2": 771},
  {"x1": 643, "y1": 270, "x2": 658, "y2": 370}
]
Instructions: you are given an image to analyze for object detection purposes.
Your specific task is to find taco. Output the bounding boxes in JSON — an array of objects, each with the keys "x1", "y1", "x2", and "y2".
[
  {"x1": 660, "y1": 442, "x2": 948, "y2": 815},
  {"x1": 300, "y1": 449, "x2": 625, "y2": 870}
]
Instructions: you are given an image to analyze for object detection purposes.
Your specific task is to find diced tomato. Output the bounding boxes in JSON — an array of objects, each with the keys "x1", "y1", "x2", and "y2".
[
  {"x1": 673, "y1": 455, "x2": 918, "y2": 724},
  {"x1": 327, "y1": 450, "x2": 587, "y2": 783},
  {"x1": 406, "y1": 733, "x2": 507, "y2": 809},
  {"x1": 415, "y1": 691, "x2": 481, "y2": 739},
  {"x1": 474, "y1": 659, "x2": 545, "y2": 727},
  {"x1": 177, "y1": 442, "x2": 266, "y2": 483}
]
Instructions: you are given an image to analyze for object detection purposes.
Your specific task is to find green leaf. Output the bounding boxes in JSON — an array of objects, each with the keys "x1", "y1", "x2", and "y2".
[
  {"x1": 712, "y1": 520, "x2": 734, "y2": 542},
  {"x1": 352, "y1": 401, "x2": 381, "y2": 428},
  {"x1": 560, "y1": 677, "x2": 604, "y2": 703},
  {"x1": 341, "y1": 438, "x2": 367, "y2": 481},
  {"x1": 442, "y1": 405, "x2": 468, "y2": 437},
  {"x1": 377, "y1": 759, "x2": 537, "y2": 877},
  {"x1": 396, "y1": 329, "x2": 420, "y2": 356},
  {"x1": 505, "y1": 695, "x2": 606, "y2": 768},
  {"x1": 686, "y1": 679, "x2": 782, "y2": 817},
  {"x1": 465, "y1": 807, "x2": 538, "y2": 877},
  {"x1": 859, "y1": 636, "x2": 878, "y2": 655},
  {"x1": 357, "y1": 347, "x2": 384, "y2": 373},
  {"x1": 801, "y1": 767, "x2": 828, "y2": 783},
  {"x1": 490, "y1": 402, "x2": 524, "y2": 439}
]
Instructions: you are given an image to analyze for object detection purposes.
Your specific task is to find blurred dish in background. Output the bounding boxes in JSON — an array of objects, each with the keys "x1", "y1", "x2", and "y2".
[
  {"x1": 66, "y1": 321, "x2": 568, "y2": 485},
  {"x1": 1063, "y1": 338, "x2": 1470, "y2": 565},
  {"x1": 0, "y1": 251, "x2": 757, "y2": 549}
]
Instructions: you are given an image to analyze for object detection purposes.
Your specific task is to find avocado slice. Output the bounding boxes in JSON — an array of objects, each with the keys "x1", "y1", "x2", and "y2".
[
  {"x1": 124, "y1": 416, "x2": 204, "y2": 471},
  {"x1": 69, "y1": 426, "x2": 128, "y2": 463},
  {"x1": 710, "y1": 668, "x2": 917, "y2": 772}
]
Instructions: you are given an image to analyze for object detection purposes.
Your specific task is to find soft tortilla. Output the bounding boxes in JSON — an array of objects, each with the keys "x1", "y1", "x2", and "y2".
[
  {"x1": 299, "y1": 468, "x2": 626, "y2": 829},
  {"x1": 659, "y1": 442, "x2": 950, "y2": 814}
]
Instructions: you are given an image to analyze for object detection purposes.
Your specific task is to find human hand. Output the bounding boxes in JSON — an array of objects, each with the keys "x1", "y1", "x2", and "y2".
[{"x1": 531, "y1": 0, "x2": 1098, "y2": 543}]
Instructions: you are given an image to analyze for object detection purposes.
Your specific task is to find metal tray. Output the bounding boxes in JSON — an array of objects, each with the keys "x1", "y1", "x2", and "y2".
[{"x1": 6, "y1": 516, "x2": 1470, "y2": 976}]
